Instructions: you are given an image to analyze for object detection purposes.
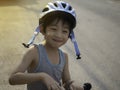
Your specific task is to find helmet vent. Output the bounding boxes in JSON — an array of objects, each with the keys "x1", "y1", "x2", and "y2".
[
  {"x1": 68, "y1": 6, "x2": 72, "y2": 10},
  {"x1": 61, "y1": 3, "x2": 66, "y2": 8},
  {"x1": 42, "y1": 7, "x2": 49, "y2": 12},
  {"x1": 53, "y1": 3, "x2": 58, "y2": 7}
]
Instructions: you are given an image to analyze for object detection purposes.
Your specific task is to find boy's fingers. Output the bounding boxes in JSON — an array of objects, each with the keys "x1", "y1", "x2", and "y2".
[
  {"x1": 56, "y1": 84, "x2": 65, "y2": 90},
  {"x1": 55, "y1": 83, "x2": 65, "y2": 90},
  {"x1": 48, "y1": 86, "x2": 52, "y2": 90},
  {"x1": 70, "y1": 85, "x2": 74, "y2": 90},
  {"x1": 60, "y1": 86, "x2": 65, "y2": 90},
  {"x1": 51, "y1": 83, "x2": 62, "y2": 90}
]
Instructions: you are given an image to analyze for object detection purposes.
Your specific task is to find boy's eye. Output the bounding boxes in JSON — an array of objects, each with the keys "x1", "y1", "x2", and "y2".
[
  {"x1": 50, "y1": 27, "x2": 57, "y2": 31},
  {"x1": 63, "y1": 29, "x2": 69, "y2": 34}
]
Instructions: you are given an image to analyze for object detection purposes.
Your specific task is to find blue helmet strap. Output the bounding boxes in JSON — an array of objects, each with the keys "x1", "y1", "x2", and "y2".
[
  {"x1": 70, "y1": 31, "x2": 81, "y2": 59},
  {"x1": 22, "y1": 26, "x2": 40, "y2": 48},
  {"x1": 28, "y1": 26, "x2": 40, "y2": 44}
]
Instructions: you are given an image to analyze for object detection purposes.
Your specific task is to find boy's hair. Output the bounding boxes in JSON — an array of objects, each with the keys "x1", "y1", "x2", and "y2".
[{"x1": 39, "y1": 11, "x2": 76, "y2": 34}]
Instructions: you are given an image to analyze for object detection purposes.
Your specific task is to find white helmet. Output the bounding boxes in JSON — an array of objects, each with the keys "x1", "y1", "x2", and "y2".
[{"x1": 41, "y1": 0, "x2": 76, "y2": 28}]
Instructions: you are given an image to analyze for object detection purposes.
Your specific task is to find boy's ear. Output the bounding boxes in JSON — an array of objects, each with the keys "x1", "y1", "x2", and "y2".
[{"x1": 39, "y1": 24, "x2": 45, "y2": 35}]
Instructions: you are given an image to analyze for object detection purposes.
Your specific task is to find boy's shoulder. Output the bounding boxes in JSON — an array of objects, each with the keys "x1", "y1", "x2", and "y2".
[
  {"x1": 59, "y1": 49, "x2": 68, "y2": 59},
  {"x1": 25, "y1": 45, "x2": 38, "y2": 57}
]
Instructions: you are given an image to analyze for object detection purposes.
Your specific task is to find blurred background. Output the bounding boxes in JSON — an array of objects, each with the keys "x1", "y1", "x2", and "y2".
[{"x1": 0, "y1": 0, "x2": 120, "y2": 90}]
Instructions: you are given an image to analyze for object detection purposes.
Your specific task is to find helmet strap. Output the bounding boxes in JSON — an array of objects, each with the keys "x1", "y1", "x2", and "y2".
[
  {"x1": 70, "y1": 31, "x2": 81, "y2": 59},
  {"x1": 22, "y1": 26, "x2": 40, "y2": 48}
]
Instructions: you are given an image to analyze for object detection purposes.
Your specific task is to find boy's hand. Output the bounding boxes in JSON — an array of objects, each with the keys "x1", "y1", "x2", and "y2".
[
  {"x1": 64, "y1": 81, "x2": 83, "y2": 90},
  {"x1": 69, "y1": 82, "x2": 84, "y2": 90},
  {"x1": 42, "y1": 73, "x2": 65, "y2": 90}
]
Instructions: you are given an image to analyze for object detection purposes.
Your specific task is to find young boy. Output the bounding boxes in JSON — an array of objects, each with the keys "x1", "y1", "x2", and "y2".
[{"x1": 9, "y1": 1, "x2": 83, "y2": 90}]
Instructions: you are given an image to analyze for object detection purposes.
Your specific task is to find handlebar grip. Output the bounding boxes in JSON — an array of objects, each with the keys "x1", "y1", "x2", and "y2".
[
  {"x1": 64, "y1": 82, "x2": 92, "y2": 90},
  {"x1": 83, "y1": 83, "x2": 92, "y2": 90}
]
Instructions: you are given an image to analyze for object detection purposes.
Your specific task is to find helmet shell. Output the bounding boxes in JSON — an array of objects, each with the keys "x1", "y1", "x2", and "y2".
[{"x1": 40, "y1": 1, "x2": 76, "y2": 28}]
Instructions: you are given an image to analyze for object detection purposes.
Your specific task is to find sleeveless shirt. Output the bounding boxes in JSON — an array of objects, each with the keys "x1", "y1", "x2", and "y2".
[{"x1": 27, "y1": 44, "x2": 66, "y2": 90}]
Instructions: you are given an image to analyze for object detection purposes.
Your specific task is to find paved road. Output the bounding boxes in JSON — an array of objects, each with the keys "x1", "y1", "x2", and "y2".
[
  {"x1": 64, "y1": 0, "x2": 120, "y2": 90},
  {"x1": 0, "y1": 0, "x2": 120, "y2": 90}
]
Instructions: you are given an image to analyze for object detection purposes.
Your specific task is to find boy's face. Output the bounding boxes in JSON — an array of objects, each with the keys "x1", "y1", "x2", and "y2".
[{"x1": 43, "y1": 19, "x2": 70, "y2": 48}]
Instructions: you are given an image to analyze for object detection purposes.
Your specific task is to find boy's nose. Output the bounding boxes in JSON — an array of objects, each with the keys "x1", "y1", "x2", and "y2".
[{"x1": 56, "y1": 31, "x2": 62, "y2": 38}]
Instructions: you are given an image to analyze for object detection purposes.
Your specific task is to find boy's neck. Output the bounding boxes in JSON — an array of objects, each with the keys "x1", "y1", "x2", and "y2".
[
  {"x1": 45, "y1": 44, "x2": 58, "y2": 52},
  {"x1": 42, "y1": 40, "x2": 59, "y2": 52},
  {"x1": 42, "y1": 40, "x2": 60, "y2": 64}
]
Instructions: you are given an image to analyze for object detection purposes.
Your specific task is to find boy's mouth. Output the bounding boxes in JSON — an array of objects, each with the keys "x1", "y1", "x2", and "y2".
[{"x1": 52, "y1": 38, "x2": 63, "y2": 43}]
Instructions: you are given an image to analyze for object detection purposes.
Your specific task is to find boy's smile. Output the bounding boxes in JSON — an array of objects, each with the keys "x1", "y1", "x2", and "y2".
[{"x1": 43, "y1": 19, "x2": 70, "y2": 48}]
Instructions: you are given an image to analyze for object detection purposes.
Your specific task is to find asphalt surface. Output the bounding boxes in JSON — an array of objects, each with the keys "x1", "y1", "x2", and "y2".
[
  {"x1": 65, "y1": 0, "x2": 120, "y2": 90},
  {"x1": 0, "y1": 0, "x2": 120, "y2": 90}
]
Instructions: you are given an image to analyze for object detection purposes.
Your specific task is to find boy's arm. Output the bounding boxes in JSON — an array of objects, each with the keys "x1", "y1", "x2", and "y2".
[
  {"x1": 62, "y1": 53, "x2": 71, "y2": 84},
  {"x1": 62, "y1": 53, "x2": 84, "y2": 90},
  {"x1": 9, "y1": 46, "x2": 63, "y2": 90},
  {"x1": 9, "y1": 46, "x2": 43, "y2": 85}
]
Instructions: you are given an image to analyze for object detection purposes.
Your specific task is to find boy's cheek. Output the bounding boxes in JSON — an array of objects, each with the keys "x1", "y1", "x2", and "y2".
[{"x1": 46, "y1": 32, "x2": 54, "y2": 36}]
